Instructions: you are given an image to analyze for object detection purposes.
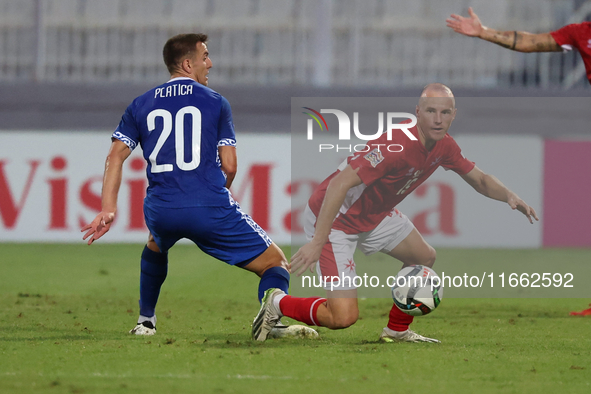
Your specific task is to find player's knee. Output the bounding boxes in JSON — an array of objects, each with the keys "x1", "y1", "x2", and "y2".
[
  {"x1": 269, "y1": 244, "x2": 288, "y2": 267},
  {"x1": 330, "y1": 311, "x2": 358, "y2": 329},
  {"x1": 271, "y1": 245, "x2": 289, "y2": 271},
  {"x1": 404, "y1": 245, "x2": 436, "y2": 268},
  {"x1": 146, "y1": 234, "x2": 161, "y2": 253},
  {"x1": 423, "y1": 246, "x2": 436, "y2": 267},
  {"x1": 256, "y1": 243, "x2": 289, "y2": 276}
]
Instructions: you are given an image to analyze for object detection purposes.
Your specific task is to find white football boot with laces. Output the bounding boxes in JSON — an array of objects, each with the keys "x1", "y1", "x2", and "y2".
[
  {"x1": 252, "y1": 288, "x2": 284, "y2": 341},
  {"x1": 253, "y1": 289, "x2": 320, "y2": 340},
  {"x1": 379, "y1": 327, "x2": 440, "y2": 343}
]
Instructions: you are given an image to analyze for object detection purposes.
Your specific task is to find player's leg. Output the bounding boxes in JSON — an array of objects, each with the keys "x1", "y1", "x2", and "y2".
[
  {"x1": 315, "y1": 290, "x2": 359, "y2": 329},
  {"x1": 183, "y1": 203, "x2": 304, "y2": 340},
  {"x1": 241, "y1": 242, "x2": 324, "y2": 338},
  {"x1": 386, "y1": 228, "x2": 436, "y2": 269},
  {"x1": 130, "y1": 233, "x2": 168, "y2": 334},
  {"x1": 357, "y1": 210, "x2": 438, "y2": 342},
  {"x1": 265, "y1": 205, "x2": 362, "y2": 331},
  {"x1": 382, "y1": 228, "x2": 438, "y2": 342},
  {"x1": 130, "y1": 205, "x2": 179, "y2": 335},
  {"x1": 240, "y1": 242, "x2": 290, "y2": 302},
  {"x1": 249, "y1": 238, "x2": 363, "y2": 337},
  {"x1": 241, "y1": 242, "x2": 326, "y2": 340},
  {"x1": 194, "y1": 204, "x2": 291, "y2": 302},
  {"x1": 241, "y1": 244, "x2": 357, "y2": 330},
  {"x1": 260, "y1": 227, "x2": 362, "y2": 333},
  {"x1": 379, "y1": 228, "x2": 439, "y2": 342},
  {"x1": 254, "y1": 288, "x2": 359, "y2": 337},
  {"x1": 196, "y1": 201, "x2": 355, "y2": 339}
]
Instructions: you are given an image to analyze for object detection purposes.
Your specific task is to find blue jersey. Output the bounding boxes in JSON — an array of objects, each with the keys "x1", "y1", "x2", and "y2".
[{"x1": 112, "y1": 77, "x2": 236, "y2": 207}]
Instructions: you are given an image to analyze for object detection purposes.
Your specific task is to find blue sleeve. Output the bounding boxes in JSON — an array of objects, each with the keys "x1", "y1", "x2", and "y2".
[
  {"x1": 217, "y1": 96, "x2": 236, "y2": 147},
  {"x1": 112, "y1": 103, "x2": 139, "y2": 151}
]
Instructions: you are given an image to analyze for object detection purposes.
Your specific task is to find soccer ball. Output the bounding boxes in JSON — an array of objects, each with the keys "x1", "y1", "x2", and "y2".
[{"x1": 391, "y1": 265, "x2": 443, "y2": 316}]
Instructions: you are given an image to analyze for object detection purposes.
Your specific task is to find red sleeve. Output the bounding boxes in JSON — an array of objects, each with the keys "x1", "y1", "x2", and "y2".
[
  {"x1": 349, "y1": 148, "x2": 400, "y2": 186},
  {"x1": 550, "y1": 24, "x2": 579, "y2": 48},
  {"x1": 441, "y1": 137, "x2": 475, "y2": 175}
]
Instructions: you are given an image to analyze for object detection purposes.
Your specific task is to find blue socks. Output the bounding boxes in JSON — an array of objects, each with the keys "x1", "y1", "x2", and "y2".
[
  {"x1": 258, "y1": 266, "x2": 290, "y2": 303},
  {"x1": 139, "y1": 245, "x2": 288, "y2": 310},
  {"x1": 139, "y1": 245, "x2": 168, "y2": 318}
]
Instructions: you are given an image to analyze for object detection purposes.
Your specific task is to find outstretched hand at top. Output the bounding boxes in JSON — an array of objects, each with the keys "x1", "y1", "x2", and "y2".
[{"x1": 446, "y1": 7, "x2": 484, "y2": 38}]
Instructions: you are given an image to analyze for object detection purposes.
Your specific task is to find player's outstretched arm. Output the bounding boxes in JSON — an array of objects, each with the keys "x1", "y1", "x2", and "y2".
[
  {"x1": 460, "y1": 166, "x2": 539, "y2": 224},
  {"x1": 81, "y1": 139, "x2": 131, "y2": 245},
  {"x1": 446, "y1": 7, "x2": 561, "y2": 53},
  {"x1": 291, "y1": 165, "x2": 363, "y2": 276}
]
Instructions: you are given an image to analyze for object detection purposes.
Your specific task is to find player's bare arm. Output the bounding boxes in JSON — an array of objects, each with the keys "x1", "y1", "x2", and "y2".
[
  {"x1": 460, "y1": 166, "x2": 539, "y2": 224},
  {"x1": 81, "y1": 139, "x2": 131, "y2": 244},
  {"x1": 446, "y1": 7, "x2": 561, "y2": 53},
  {"x1": 291, "y1": 165, "x2": 363, "y2": 276},
  {"x1": 219, "y1": 145, "x2": 237, "y2": 188}
]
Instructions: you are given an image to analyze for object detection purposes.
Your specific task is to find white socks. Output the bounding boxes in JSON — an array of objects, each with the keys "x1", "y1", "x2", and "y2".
[{"x1": 138, "y1": 314, "x2": 157, "y2": 326}]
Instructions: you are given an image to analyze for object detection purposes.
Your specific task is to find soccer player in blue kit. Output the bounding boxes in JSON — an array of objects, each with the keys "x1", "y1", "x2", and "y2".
[{"x1": 81, "y1": 33, "x2": 312, "y2": 340}]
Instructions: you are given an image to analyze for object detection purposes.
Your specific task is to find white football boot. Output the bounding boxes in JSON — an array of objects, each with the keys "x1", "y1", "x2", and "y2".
[
  {"x1": 379, "y1": 327, "x2": 440, "y2": 343},
  {"x1": 252, "y1": 288, "x2": 283, "y2": 341},
  {"x1": 269, "y1": 321, "x2": 319, "y2": 339},
  {"x1": 129, "y1": 316, "x2": 157, "y2": 336}
]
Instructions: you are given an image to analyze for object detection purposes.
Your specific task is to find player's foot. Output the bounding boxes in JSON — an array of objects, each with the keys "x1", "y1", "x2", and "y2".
[
  {"x1": 129, "y1": 321, "x2": 156, "y2": 336},
  {"x1": 269, "y1": 321, "x2": 319, "y2": 339},
  {"x1": 252, "y1": 288, "x2": 283, "y2": 341},
  {"x1": 379, "y1": 327, "x2": 440, "y2": 343},
  {"x1": 570, "y1": 304, "x2": 591, "y2": 316}
]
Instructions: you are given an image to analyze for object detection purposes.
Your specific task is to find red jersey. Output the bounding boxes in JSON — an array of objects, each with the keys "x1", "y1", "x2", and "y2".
[
  {"x1": 308, "y1": 126, "x2": 475, "y2": 234},
  {"x1": 550, "y1": 22, "x2": 591, "y2": 84}
]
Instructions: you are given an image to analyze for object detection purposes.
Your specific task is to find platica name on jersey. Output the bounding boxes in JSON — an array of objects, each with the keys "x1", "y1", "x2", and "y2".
[{"x1": 154, "y1": 84, "x2": 193, "y2": 99}]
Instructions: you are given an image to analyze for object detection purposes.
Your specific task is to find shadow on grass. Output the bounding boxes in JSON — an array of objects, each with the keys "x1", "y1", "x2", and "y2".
[
  {"x1": 0, "y1": 325, "x2": 138, "y2": 342},
  {"x1": 0, "y1": 334, "x2": 97, "y2": 342},
  {"x1": 177, "y1": 332, "x2": 326, "y2": 350}
]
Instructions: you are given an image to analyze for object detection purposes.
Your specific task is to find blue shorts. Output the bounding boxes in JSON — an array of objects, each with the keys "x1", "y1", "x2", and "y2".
[{"x1": 143, "y1": 199, "x2": 272, "y2": 266}]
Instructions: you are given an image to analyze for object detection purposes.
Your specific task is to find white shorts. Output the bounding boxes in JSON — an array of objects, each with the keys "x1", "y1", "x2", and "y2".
[{"x1": 303, "y1": 204, "x2": 415, "y2": 290}]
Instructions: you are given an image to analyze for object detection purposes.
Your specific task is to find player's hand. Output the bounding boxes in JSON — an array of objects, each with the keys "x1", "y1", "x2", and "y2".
[
  {"x1": 507, "y1": 193, "x2": 539, "y2": 224},
  {"x1": 446, "y1": 7, "x2": 484, "y2": 38},
  {"x1": 81, "y1": 211, "x2": 116, "y2": 245},
  {"x1": 291, "y1": 241, "x2": 324, "y2": 277}
]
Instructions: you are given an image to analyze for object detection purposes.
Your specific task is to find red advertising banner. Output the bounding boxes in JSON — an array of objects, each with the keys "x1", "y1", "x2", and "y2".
[{"x1": 543, "y1": 140, "x2": 591, "y2": 247}]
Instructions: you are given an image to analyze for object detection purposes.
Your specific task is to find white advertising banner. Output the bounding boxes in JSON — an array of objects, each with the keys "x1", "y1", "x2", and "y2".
[
  {"x1": 0, "y1": 132, "x2": 541, "y2": 247},
  {"x1": 0, "y1": 132, "x2": 293, "y2": 244}
]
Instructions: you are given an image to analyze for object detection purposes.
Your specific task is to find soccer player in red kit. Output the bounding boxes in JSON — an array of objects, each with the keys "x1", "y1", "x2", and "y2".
[
  {"x1": 447, "y1": 7, "x2": 591, "y2": 84},
  {"x1": 255, "y1": 83, "x2": 539, "y2": 343}
]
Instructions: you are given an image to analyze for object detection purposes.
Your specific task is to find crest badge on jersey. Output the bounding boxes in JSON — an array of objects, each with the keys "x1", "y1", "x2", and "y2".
[{"x1": 364, "y1": 148, "x2": 385, "y2": 168}]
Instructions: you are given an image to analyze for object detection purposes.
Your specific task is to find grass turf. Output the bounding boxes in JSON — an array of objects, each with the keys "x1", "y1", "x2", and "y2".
[{"x1": 0, "y1": 244, "x2": 590, "y2": 393}]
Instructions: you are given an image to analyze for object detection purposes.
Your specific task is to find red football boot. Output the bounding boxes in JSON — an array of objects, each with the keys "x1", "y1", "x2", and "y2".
[{"x1": 570, "y1": 304, "x2": 591, "y2": 316}]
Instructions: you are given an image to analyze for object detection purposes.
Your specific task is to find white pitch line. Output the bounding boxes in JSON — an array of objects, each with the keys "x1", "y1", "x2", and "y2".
[
  {"x1": 228, "y1": 374, "x2": 293, "y2": 380},
  {"x1": 3, "y1": 371, "x2": 294, "y2": 380}
]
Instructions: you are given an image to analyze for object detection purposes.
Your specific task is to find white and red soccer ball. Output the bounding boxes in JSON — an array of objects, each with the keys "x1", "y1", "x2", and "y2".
[{"x1": 392, "y1": 265, "x2": 443, "y2": 316}]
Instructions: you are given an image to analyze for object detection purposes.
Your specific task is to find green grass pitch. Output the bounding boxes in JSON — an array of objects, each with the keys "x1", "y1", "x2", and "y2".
[{"x1": 1, "y1": 244, "x2": 590, "y2": 393}]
